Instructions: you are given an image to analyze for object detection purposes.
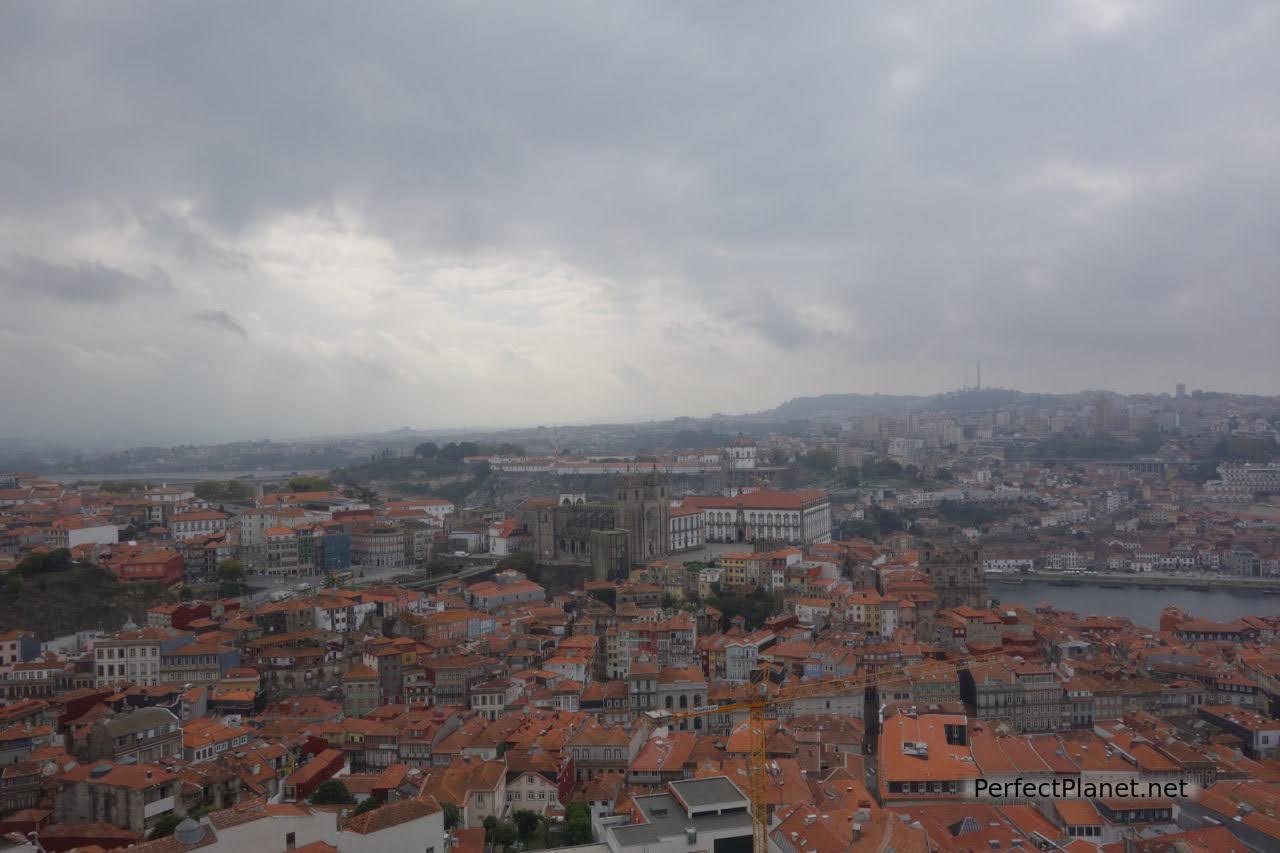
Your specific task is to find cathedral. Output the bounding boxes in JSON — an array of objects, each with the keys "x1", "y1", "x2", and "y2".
[
  {"x1": 519, "y1": 470, "x2": 670, "y2": 571},
  {"x1": 613, "y1": 470, "x2": 670, "y2": 566},
  {"x1": 922, "y1": 540, "x2": 989, "y2": 610}
]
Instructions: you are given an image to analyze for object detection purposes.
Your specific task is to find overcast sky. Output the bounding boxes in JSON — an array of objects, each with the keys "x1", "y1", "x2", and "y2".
[{"x1": 1, "y1": 2, "x2": 1278, "y2": 444}]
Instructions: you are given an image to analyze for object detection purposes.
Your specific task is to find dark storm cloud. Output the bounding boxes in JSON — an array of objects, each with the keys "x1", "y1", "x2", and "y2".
[
  {"x1": 191, "y1": 309, "x2": 249, "y2": 339},
  {"x1": 0, "y1": 256, "x2": 172, "y2": 303},
  {"x1": 0, "y1": 1, "x2": 1277, "y2": 442}
]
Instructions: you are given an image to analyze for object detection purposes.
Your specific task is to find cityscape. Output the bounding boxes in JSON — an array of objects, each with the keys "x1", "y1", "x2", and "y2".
[
  {"x1": 2, "y1": 4, "x2": 1280, "y2": 853},
  {"x1": 2, "y1": 383, "x2": 1280, "y2": 852}
]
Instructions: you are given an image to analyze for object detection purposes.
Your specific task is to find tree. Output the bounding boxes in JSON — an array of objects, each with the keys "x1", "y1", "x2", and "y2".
[
  {"x1": 838, "y1": 519, "x2": 877, "y2": 540},
  {"x1": 310, "y1": 779, "x2": 355, "y2": 805},
  {"x1": 513, "y1": 809, "x2": 542, "y2": 841},
  {"x1": 483, "y1": 815, "x2": 498, "y2": 837},
  {"x1": 194, "y1": 479, "x2": 254, "y2": 502},
  {"x1": 870, "y1": 506, "x2": 905, "y2": 535},
  {"x1": 414, "y1": 441, "x2": 439, "y2": 459},
  {"x1": 16, "y1": 549, "x2": 74, "y2": 577},
  {"x1": 288, "y1": 475, "x2": 333, "y2": 492},
  {"x1": 588, "y1": 586, "x2": 616, "y2": 609},
  {"x1": 862, "y1": 459, "x2": 903, "y2": 479},
  {"x1": 563, "y1": 803, "x2": 593, "y2": 845},
  {"x1": 352, "y1": 797, "x2": 382, "y2": 815},
  {"x1": 149, "y1": 812, "x2": 184, "y2": 839},
  {"x1": 490, "y1": 820, "x2": 518, "y2": 849},
  {"x1": 798, "y1": 449, "x2": 836, "y2": 473},
  {"x1": 218, "y1": 559, "x2": 246, "y2": 595},
  {"x1": 217, "y1": 559, "x2": 244, "y2": 582},
  {"x1": 442, "y1": 802, "x2": 462, "y2": 831},
  {"x1": 497, "y1": 550, "x2": 537, "y2": 575}
]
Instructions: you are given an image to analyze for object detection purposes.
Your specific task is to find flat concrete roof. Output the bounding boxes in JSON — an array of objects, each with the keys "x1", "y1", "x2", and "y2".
[
  {"x1": 610, "y1": 791, "x2": 752, "y2": 848},
  {"x1": 669, "y1": 776, "x2": 749, "y2": 810}
]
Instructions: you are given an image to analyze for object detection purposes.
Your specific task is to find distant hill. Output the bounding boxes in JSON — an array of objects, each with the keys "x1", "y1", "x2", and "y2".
[
  {"x1": 919, "y1": 388, "x2": 1066, "y2": 412},
  {"x1": 750, "y1": 387, "x2": 1068, "y2": 421},
  {"x1": 755, "y1": 393, "x2": 923, "y2": 420}
]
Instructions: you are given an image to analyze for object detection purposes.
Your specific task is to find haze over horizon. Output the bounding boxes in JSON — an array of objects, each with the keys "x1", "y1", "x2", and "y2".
[{"x1": 3, "y1": 2, "x2": 1279, "y2": 445}]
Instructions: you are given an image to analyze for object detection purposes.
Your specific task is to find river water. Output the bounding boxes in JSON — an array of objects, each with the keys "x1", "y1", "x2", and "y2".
[{"x1": 992, "y1": 580, "x2": 1280, "y2": 627}]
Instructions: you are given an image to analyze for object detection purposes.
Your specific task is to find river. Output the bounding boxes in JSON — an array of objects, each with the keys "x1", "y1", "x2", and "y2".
[{"x1": 992, "y1": 579, "x2": 1280, "y2": 627}]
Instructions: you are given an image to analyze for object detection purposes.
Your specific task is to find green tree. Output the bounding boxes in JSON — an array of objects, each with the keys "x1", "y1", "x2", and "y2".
[
  {"x1": 310, "y1": 779, "x2": 355, "y2": 805},
  {"x1": 194, "y1": 479, "x2": 255, "y2": 502},
  {"x1": 424, "y1": 556, "x2": 452, "y2": 576},
  {"x1": 490, "y1": 820, "x2": 518, "y2": 849},
  {"x1": 1213, "y1": 435, "x2": 1280, "y2": 462},
  {"x1": 513, "y1": 809, "x2": 542, "y2": 841},
  {"x1": 483, "y1": 815, "x2": 498, "y2": 837},
  {"x1": 563, "y1": 803, "x2": 593, "y2": 845},
  {"x1": 498, "y1": 550, "x2": 537, "y2": 574},
  {"x1": 217, "y1": 559, "x2": 244, "y2": 582},
  {"x1": 798, "y1": 449, "x2": 836, "y2": 473},
  {"x1": 862, "y1": 459, "x2": 903, "y2": 479},
  {"x1": 99, "y1": 480, "x2": 147, "y2": 493},
  {"x1": 149, "y1": 812, "x2": 184, "y2": 839},
  {"x1": 937, "y1": 500, "x2": 998, "y2": 528},
  {"x1": 16, "y1": 549, "x2": 74, "y2": 577},
  {"x1": 442, "y1": 802, "x2": 462, "y2": 831},
  {"x1": 588, "y1": 586, "x2": 616, "y2": 609},
  {"x1": 218, "y1": 559, "x2": 246, "y2": 595},
  {"x1": 414, "y1": 441, "x2": 439, "y2": 459},
  {"x1": 870, "y1": 506, "x2": 904, "y2": 535},
  {"x1": 352, "y1": 797, "x2": 382, "y2": 815},
  {"x1": 837, "y1": 519, "x2": 877, "y2": 540},
  {"x1": 288, "y1": 475, "x2": 333, "y2": 492}
]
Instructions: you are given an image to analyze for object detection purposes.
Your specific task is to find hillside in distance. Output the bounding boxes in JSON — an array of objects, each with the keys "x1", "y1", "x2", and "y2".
[{"x1": 752, "y1": 388, "x2": 1065, "y2": 421}]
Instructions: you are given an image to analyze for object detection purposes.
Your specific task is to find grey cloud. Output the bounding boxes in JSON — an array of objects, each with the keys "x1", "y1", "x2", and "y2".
[
  {"x1": 191, "y1": 309, "x2": 249, "y2": 339},
  {"x1": 0, "y1": 256, "x2": 172, "y2": 303},
  {"x1": 0, "y1": 2, "x2": 1278, "y2": 441}
]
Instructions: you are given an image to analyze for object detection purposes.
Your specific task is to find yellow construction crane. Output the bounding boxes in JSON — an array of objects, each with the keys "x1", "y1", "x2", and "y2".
[{"x1": 659, "y1": 652, "x2": 1005, "y2": 853}]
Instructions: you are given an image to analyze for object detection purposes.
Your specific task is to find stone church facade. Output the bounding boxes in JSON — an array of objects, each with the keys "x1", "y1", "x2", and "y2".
[
  {"x1": 922, "y1": 541, "x2": 990, "y2": 609},
  {"x1": 520, "y1": 471, "x2": 671, "y2": 569}
]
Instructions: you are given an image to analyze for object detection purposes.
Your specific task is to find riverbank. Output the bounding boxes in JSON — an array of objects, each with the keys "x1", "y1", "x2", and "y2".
[{"x1": 986, "y1": 570, "x2": 1280, "y2": 592}]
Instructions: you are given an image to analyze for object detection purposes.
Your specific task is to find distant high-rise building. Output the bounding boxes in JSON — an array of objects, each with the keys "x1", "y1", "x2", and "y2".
[
  {"x1": 1092, "y1": 397, "x2": 1109, "y2": 436},
  {"x1": 1176, "y1": 382, "x2": 1186, "y2": 399}
]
